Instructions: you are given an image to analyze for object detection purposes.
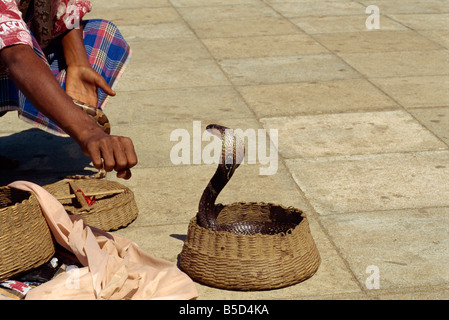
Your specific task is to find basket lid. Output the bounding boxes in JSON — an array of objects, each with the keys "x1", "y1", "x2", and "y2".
[{"x1": 43, "y1": 179, "x2": 138, "y2": 231}]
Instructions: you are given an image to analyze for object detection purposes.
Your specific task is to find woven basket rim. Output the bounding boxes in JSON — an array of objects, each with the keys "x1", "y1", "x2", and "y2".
[
  {"x1": 215, "y1": 201, "x2": 305, "y2": 232},
  {"x1": 0, "y1": 187, "x2": 32, "y2": 212}
]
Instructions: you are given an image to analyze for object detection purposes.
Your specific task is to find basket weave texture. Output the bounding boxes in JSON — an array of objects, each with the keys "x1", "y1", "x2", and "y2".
[
  {"x1": 179, "y1": 202, "x2": 321, "y2": 291},
  {"x1": 0, "y1": 187, "x2": 55, "y2": 282},
  {"x1": 43, "y1": 179, "x2": 138, "y2": 231}
]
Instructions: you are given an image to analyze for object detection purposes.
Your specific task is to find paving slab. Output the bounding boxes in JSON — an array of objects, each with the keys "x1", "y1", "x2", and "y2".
[
  {"x1": 261, "y1": 110, "x2": 447, "y2": 158},
  {"x1": 0, "y1": 111, "x2": 36, "y2": 134},
  {"x1": 219, "y1": 54, "x2": 360, "y2": 85},
  {"x1": 285, "y1": 151, "x2": 449, "y2": 215},
  {"x1": 358, "y1": 0, "x2": 449, "y2": 14},
  {"x1": 320, "y1": 207, "x2": 449, "y2": 290},
  {"x1": 408, "y1": 107, "x2": 449, "y2": 144},
  {"x1": 237, "y1": 79, "x2": 398, "y2": 117},
  {"x1": 370, "y1": 76, "x2": 449, "y2": 109},
  {"x1": 337, "y1": 50, "x2": 449, "y2": 78},
  {"x1": 93, "y1": 0, "x2": 171, "y2": 8},
  {"x1": 418, "y1": 30, "x2": 449, "y2": 48},
  {"x1": 313, "y1": 30, "x2": 443, "y2": 53},
  {"x1": 88, "y1": 7, "x2": 182, "y2": 25},
  {"x1": 171, "y1": 0, "x2": 262, "y2": 6},
  {"x1": 389, "y1": 14, "x2": 449, "y2": 30},
  {"x1": 368, "y1": 288, "x2": 449, "y2": 300},
  {"x1": 118, "y1": 58, "x2": 229, "y2": 91},
  {"x1": 186, "y1": 17, "x2": 301, "y2": 38},
  {"x1": 202, "y1": 34, "x2": 328, "y2": 59},
  {"x1": 269, "y1": 1, "x2": 367, "y2": 18},
  {"x1": 118, "y1": 22, "x2": 196, "y2": 40},
  {"x1": 105, "y1": 86, "x2": 254, "y2": 123},
  {"x1": 291, "y1": 15, "x2": 407, "y2": 34},
  {"x1": 177, "y1": 3, "x2": 282, "y2": 22},
  {"x1": 126, "y1": 38, "x2": 212, "y2": 62}
]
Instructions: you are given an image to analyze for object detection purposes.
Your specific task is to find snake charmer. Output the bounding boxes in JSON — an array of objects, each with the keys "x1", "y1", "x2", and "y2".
[{"x1": 0, "y1": 0, "x2": 137, "y2": 179}]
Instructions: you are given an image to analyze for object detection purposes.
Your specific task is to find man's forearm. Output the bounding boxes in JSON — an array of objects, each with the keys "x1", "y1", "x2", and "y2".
[
  {"x1": 0, "y1": 44, "x2": 101, "y2": 143},
  {"x1": 61, "y1": 26, "x2": 91, "y2": 68}
]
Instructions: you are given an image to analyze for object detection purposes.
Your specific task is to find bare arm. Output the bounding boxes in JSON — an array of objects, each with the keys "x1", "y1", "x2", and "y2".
[{"x1": 0, "y1": 44, "x2": 137, "y2": 179}]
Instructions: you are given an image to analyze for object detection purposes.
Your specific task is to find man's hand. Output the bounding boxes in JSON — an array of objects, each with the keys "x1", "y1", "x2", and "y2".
[
  {"x1": 79, "y1": 129, "x2": 137, "y2": 179},
  {"x1": 66, "y1": 64, "x2": 115, "y2": 107},
  {"x1": 62, "y1": 27, "x2": 115, "y2": 107}
]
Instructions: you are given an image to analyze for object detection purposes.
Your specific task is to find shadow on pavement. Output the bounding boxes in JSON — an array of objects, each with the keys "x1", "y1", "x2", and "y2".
[{"x1": 0, "y1": 128, "x2": 95, "y2": 186}]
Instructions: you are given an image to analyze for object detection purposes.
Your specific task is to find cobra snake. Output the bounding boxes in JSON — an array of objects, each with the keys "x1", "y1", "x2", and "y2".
[
  {"x1": 196, "y1": 124, "x2": 297, "y2": 235},
  {"x1": 65, "y1": 99, "x2": 109, "y2": 179}
]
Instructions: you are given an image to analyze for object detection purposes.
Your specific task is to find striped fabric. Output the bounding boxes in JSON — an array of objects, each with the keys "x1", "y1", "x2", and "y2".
[{"x1": 0, "y1": 19, "x2": 131, "y2": 136}]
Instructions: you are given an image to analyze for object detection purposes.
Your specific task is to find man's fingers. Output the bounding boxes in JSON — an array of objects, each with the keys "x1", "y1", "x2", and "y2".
[
  {"x1": 108, "y1": 136, "x2": 137, "y2": 172},
  {"x1": 112, "y1": 138, "x2": 129, "y2": 172},
  {"x1": 117, "y1": 169, "x2": 132, "y2": 180},
  {"x1": 86, "y1": 142, "x2": 103, "y2": 170},
  {"x1": 85, "y1": 134, "x2": 138, "y2": 179},
  {"x1": 99, "y1": 139, "x2": 115, "y2": 172},
  {"x1": 121, "y1": 137, "x2": 138, "y2": 169},
  {"x1": 96, "y1": 75, "x2": 116, "y2": 97}
]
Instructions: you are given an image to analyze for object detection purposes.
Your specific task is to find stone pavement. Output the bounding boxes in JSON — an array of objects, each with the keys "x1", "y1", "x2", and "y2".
[{"x1": 1, "y1": 0, "x2": 448, "y2": 299}]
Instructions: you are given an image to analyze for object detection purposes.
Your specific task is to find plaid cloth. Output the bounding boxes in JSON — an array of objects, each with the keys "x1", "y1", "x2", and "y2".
[{"x1": 0, "y1": 19, "x2": 131, "y2": 136}]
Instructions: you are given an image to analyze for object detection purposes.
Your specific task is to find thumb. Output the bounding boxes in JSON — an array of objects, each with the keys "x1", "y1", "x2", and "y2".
[{"x1": 95, "y1": 74, "x2": 116, "y2": 97}]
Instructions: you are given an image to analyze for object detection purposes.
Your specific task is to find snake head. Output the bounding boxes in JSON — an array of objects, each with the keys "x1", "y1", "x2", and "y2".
[{"x1": 206, "y1": 124, "x2": 245, "y2": 180}]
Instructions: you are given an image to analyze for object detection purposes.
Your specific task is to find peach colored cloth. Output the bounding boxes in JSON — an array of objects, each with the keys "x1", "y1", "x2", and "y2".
[{"x1": 7, "y1": 181, "x2": 198, "y2": 300}]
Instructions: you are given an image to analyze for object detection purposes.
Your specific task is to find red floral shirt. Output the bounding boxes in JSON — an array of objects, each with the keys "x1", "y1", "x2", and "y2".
[{"x1": 0, "y1": 0, "x2": 92, "y2": 50}]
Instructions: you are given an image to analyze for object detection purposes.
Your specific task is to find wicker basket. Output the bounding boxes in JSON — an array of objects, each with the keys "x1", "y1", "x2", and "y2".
[
  {"x1": 43, "y1": 179, "x2": 138, "y2": 231},
  {"x1": 0, "y1": 187, "x2": 55, "y2": 282},
  {"x1": 179, "y1": 202, "x2": 320, "y2": 291}
]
